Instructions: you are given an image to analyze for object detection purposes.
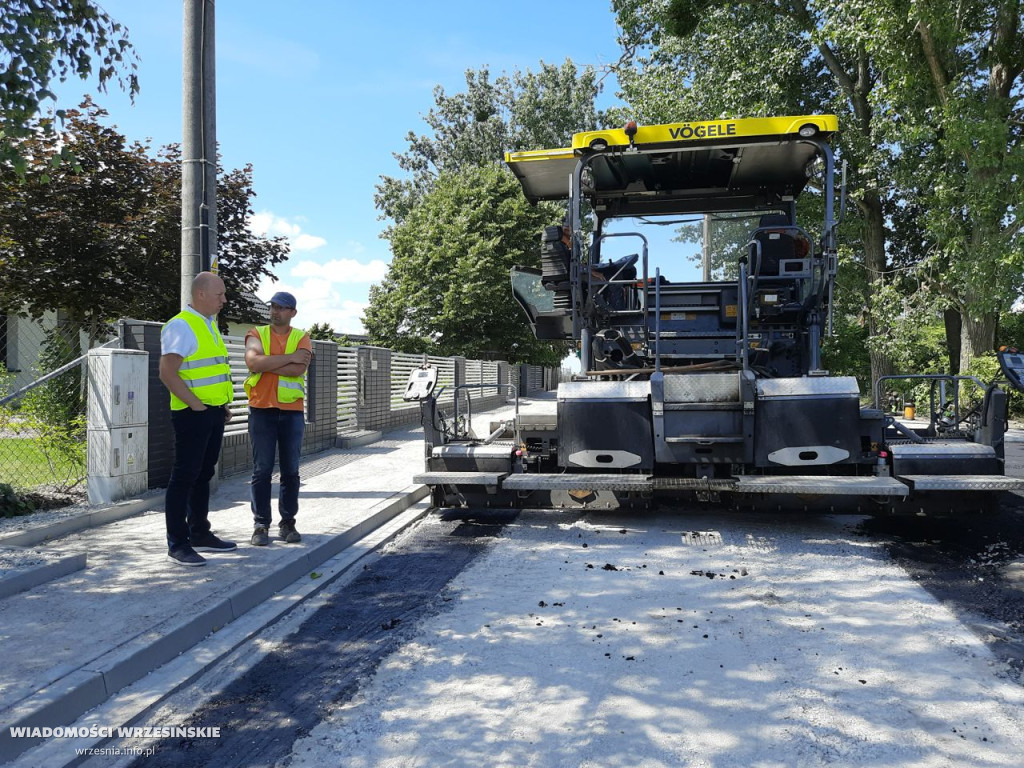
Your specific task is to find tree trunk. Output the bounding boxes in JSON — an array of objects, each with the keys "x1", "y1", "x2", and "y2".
[
  {"x1": 943, "y1": 307, "x2": 961, "y2": 374},
  {"x1": 862, "y1": 190, "x2": 894, "y2": 387},
  {"x1": 959, "y1": 303, "x2": 997, "y2": 374}
]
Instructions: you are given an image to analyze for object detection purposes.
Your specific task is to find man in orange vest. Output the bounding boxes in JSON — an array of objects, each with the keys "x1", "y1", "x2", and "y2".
[
  {"x1": 243, "y1": 291, "x2": 313, "y2": 546},
  {"x1": 159, "y1": 272, "x2": 237, "y2": 567}
]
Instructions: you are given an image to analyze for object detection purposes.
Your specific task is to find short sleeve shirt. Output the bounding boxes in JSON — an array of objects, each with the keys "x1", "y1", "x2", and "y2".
[
  {"x1": 161, "y1": 305, "x2": 217, "y2": 357},
  {"x1": 246, "y1": 327, "x2": 313, "y2": 411}
]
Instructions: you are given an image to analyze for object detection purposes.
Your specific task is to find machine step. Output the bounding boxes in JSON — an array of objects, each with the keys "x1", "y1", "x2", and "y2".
[
  {"x1": 502, "y1": 474, "x2": 653, "y2": 491},
  {"x1": 665, "y1": 435, "x2": 744, "y2": 444},
  {"x1": 413, "y1": 471, "x2": 506, "y2": 486},
  {"x1": 416, "y1": 471, "x2": 1018, "y2": 496},
  {"x1": 652, "y1": 477, "x2": 738, "y2": 490},
  {"x1": 733, "y1": 475, "x2": 909, "y2": 496},
  {"x1": 897, "y1": 474, "x2": 1024, "y2": 492}
]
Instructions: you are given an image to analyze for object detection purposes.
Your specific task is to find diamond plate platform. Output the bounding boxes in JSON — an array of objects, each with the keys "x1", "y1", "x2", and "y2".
[
  {"x1": 733, "y1": 475, "x2": 909, "y2": 496},
  {"x1": 889, "y1": 442, "x2": 996, "y2": 458},
  {"x1": 413, "y1": 472, "x2": 506, "y2": 486},
  {"x1": 898, "y1": 475, "x2": 1024, "y2": 492},
  {"x1": 501, "y1": 474, "x2": 654, "y2": 491},
  {"x1": 652, "y1": 477, "x2": 738, "y2": 490},
  {"x1": 664, "y1": 436, "x2": 744, "y2": 444},
  {"x1": 664, "y1": 373, "x2": 738, "y2": 403},
  {"x1": 756, "y1": 376, "x2": 860, "y2": 398}
]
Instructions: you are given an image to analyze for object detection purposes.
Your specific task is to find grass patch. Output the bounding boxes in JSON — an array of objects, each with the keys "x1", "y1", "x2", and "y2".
[{"x1": 0, "y1": 437, "x2": 83, "y2": 489}]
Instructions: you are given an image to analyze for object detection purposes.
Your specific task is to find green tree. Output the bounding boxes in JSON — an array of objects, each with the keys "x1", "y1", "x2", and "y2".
[
  {"x1": 113, "y1": 141, "x2": 290, "y2": 327},
  {"x1": 375, "y1": 60, "x2": 601, "y2": 226},
  {"x1": 0, "y1": 99, "x2": 153, "y2": 352},
  {"x1": 307, "y1": 322, "x2": 337, "y2": 341},
  {"x1": 863, "y1": 0, "x2": 1024, "y2": 371},
  {"x1": 215, "y1": 163, "x2": 291, "y2": 327},
  {"x1": 613, "y1": 0, "x2": 908, "y2": 387},
  {"x1": 372, "y1": 61, "x2": 602, "y2": 362},
  {"x1": 365, "y1": 164, "x2": 565, "y2": 365},
  {"x1": 0, "y1": 101, "x2": 290, "y2": 346},
  {"x1": 0, "y1": 0, "x2": 138, "y2": 174},
  {"x1": 614, "y1": 0, "x2": 1024, "y2": 378}
]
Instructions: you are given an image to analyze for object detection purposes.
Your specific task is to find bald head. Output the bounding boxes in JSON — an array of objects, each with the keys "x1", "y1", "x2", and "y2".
[{"x1": 191, "y1": 272, "x2": 226, "y2": 317}]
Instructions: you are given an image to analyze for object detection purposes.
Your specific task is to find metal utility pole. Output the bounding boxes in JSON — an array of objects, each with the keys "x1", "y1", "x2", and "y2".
[
  {"x1": 701, "y1": 214, "x2": 712, "y2": 282},
  {"x1": 181, "y1": 0, "x2": 218, "y2": 309}
]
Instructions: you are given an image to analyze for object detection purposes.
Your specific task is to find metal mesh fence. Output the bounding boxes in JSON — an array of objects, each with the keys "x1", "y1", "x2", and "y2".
[{"x1": 0, "y1": 313, "x2": 111, "y2": 503}]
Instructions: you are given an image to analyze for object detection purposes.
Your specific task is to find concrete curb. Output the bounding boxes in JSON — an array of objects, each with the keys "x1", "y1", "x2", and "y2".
[
  {"x1": 0, "y1": 494, "x2": 165, "y2": 549},
  {"x1": 9, "y1": 500, "x2": 432, "y2": 768},
  {"x1": 0, "y1": 484, "x2": 429, "y2": 765},
  {"x1": 0, "y1": 553, "x2": 87, "y2": 601},
  {"x1": 335, "y1": 430, "x2": 383, "y2": 449}
]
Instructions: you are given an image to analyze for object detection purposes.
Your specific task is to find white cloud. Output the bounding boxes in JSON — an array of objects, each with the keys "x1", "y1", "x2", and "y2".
[
  {"x1": 248, "y1": 211, "x2": 272, "y2": 236},
  {"x1": 290, "y1": 258, "x2": 389, "y2": 284},
  {"x1": 292, "y1": 234, "x2": 328, "y2": 252},
  {"x1": 257, "y1": 275, "x2": 368, "y2": 335},
  {"x1": 250, "y1": 211, "x2": 392, "y2": 334},
  {"x1": 249, "y1": 211, "x2": 301, "y2": 239},
  {"x1": 249, "y1": 211, "x2": 325, "y2": 253},
  {"x1": 248, "y1": 212, "x2": 388, "y2": 281}
]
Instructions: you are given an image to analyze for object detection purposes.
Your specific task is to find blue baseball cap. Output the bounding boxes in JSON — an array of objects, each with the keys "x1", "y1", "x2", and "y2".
[{"x1": 269, "y1": 291, "x2": 296, "y2": 309}]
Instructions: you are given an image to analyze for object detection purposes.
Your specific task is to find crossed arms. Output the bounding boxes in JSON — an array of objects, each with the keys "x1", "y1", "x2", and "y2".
[{"x1": 244, "y1": 335, "x2": 311, "y2": 376}]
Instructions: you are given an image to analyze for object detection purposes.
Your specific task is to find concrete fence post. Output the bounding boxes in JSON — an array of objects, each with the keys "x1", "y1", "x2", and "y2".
[
  {"x1": 356, "y1": 346, "x2": 391, "y2": 432},
  {"x1": 303, "y1": 339, "x2": 338, "y2": 453}
]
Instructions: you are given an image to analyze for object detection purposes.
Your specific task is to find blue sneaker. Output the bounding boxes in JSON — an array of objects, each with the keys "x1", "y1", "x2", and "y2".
[
  {"x1": 191, "y1": 533, "x2": 238, "y2": 552},
  {"x1": 168, "y1": 546, "x2": 207, "y2": 567}
]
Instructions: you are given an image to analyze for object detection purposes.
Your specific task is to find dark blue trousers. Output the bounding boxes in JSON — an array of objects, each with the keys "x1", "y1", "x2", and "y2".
[{"x1": 248, "y1": 407, "x2": 305, "y2": 527}]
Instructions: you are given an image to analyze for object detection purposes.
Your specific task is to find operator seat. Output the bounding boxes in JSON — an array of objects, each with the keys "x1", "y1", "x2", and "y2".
[
  {"x1": 753, "y1": 213, "x2": 795, "y2": 277},
  {"x1": 540, "y1": 225, "x2": 571, "y2": 309},
  {"x1": 541, "y1": 225, "x2": 570, "y2": 281}
]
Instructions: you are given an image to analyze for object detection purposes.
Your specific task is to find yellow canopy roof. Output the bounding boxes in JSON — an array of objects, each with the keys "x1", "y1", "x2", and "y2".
[{"x1": 505, "y1": 115, "x2": 838, "y2": 215}]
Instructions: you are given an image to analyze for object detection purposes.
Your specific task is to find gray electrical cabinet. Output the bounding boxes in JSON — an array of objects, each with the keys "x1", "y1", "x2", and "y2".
[{"x1": 87, "y1": 348, "x2": 149, "y2": 505}]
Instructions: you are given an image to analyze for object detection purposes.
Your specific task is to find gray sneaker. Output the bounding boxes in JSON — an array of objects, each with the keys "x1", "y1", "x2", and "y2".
[
  {"x1": 251, "y1": 525, "x2": 270, "y2": 546},
  {"x1": 279, "y1": 520, "x2": 301, "y2": 543}
]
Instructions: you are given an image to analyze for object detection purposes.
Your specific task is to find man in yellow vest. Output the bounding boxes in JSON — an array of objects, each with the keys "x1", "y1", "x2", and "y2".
[
  {"x1": 243, "y1": 291, "x2": 312, "y2": 546},
  {"x1": 159, "y1": 272, "x2": 238, "y2": 567}
]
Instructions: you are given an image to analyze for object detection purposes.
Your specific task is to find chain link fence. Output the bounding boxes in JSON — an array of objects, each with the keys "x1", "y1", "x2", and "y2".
[{"x1": 0, "y1": 313, "x2": 111, "y2": 513}]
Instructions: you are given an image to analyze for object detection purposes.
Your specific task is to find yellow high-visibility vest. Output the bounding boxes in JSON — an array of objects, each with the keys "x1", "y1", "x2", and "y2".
[
  {"x1": 243, "y1": 326, "x2": 306, "y2": 404},
  {"x1": 164, "y1": 311, "x2": 233, "y2": 411}
]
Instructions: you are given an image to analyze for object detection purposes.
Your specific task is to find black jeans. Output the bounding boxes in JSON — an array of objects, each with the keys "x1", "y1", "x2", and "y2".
[{"x1": 165, "y1": 406, "x2": 226, "y2": 550}]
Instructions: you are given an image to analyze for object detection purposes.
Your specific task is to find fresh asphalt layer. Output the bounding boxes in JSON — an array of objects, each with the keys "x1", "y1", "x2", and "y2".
[
  {"x1": 0, "y1": 398, "x2": 537, "y2": 766},
  {"x1": 1, "y1": 396, "x2": 1020, "y2": 766}
]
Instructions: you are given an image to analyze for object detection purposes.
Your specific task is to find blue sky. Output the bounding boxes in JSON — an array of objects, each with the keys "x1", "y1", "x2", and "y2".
[{"x1": 55, "y1": 1, "x2": 646, "y2": 333}]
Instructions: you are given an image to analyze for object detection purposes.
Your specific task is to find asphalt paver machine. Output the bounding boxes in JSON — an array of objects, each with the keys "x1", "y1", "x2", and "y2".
[{"x1": 407, "y1": 115, "x2": 1024, "y2": 512}]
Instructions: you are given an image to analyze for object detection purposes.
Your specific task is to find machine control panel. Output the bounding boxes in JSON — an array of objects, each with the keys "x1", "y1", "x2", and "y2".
[
  {"x1": 403, "y1": 366, "x2": 438, "y2": 401},
  {"x1": 997, "y1": 346, "x2": 1024, "y2": 392}
]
